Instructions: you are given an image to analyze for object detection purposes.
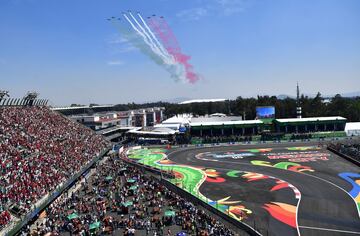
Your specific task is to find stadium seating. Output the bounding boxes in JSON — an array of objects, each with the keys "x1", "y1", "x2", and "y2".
[
  {"x1": 330, "y1": 141, "x2": 360, "y2": 160},
  {"x1": 0, "y1": 106, "x2": 109, "y2": 229},
  {"x1": 21, "y1": 155, "x2": 235, "y2": 235}
]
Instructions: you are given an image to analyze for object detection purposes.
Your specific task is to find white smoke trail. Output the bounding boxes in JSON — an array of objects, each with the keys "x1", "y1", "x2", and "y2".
[
  {"x1": 137, "y1": 13, "x2": 174, "y2": 63},
  {"x1": 111, "y1": 14, "x2": 188, "y2": 83},
  {"x1": 127, "y1": 12, "x2": 187, "y2": 82},
  {"x1": 109, "y1": 18, "x2": 164, "y2": 66},
  {"x1": 127, "y1": 12, "x2": 171, "y2": 64},
  {"x1": 123, "y1": 13, "x2": 168, "y2": 63}
]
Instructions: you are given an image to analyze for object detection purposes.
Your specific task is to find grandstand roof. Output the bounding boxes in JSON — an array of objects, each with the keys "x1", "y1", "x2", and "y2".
[
  {"x1": 209, "y1": 113, "x2": 227, "y2": 117},
  {"x1": 191, "y1": 120, "x2": 263, "y2": 127},
  {"x1": 154, "y1": 123, "x2": 181, "y2": 129},
  {"x1": 162, "y1": 115, "x2": 192, "y2": 125},
  {"x1": 127, "y1": 127, "x2": 176, "y2": 135},
  {"x1": 96, "y1": 126, "x2": 136, "y2": 135},
  {"x1": 179, "y1": 99, "x2": 226, "y2": 104},
  {"x1": 52, "y1": 105, "x2": 114, "y2": 111},
  {"x1": 275, "y1": 116, "x2": 346, "y2": 123},
  {"x1": 191, "y1": 116, "x2": 243, "y2": 123}
]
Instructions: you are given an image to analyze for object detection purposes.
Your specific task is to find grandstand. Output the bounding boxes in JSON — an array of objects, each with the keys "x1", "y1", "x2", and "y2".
[
  {"x1": 52, "y1": 104, "x2": 115, "y2": 116},
  {"x1": 156, "y1": 114, "x2": 347, "y2": 143},
  {"x1": 95, "y1": 125, "x2": 134, "y2": 142},
  {"x1": 0, "y1": 92, "x2": 359, "y2": 236},
  {"x1": 67, "y1": 107, "x2": 165, "y2": 130},
  {"x1": 0, "y1": 96, "x2": 238, "y2": 235},
  {"x1": 273, "y1": 116, "x2": 347, "y2": 133},
  {"x1": 0, "y1": 102, "x2": 110, "y2": 235}
]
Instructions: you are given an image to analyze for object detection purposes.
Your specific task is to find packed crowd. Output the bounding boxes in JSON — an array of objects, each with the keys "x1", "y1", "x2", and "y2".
[
  {"x1": 329, "y1": 140, "x2": 360, "y2": 160},
  {"x1": 24, "y1": 155, "x2": 236, "y2": 235},
  {"x1": 0, "y1": 107, "x2": 109, "y2": 230},
  {"x1": 0, "y1": 210, "x2": 11, "y2": 230}
]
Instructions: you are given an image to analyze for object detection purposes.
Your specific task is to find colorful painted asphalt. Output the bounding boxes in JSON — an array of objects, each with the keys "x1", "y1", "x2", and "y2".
[{"x1": 127, "y1": 144, "x2": 360, "y2": 236}]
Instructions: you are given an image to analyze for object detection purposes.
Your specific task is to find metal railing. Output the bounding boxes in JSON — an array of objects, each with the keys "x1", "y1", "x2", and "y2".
[{"x1": 0, "y1": 98, "x2": 48, "y2": 107}]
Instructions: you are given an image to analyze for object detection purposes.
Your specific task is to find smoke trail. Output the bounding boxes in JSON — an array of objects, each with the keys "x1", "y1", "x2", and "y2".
[
  {"x1": 108, "y1": 13, "x2": 198, "y2": 83},
  {"x1": 158, "y1": 17, "x2": 182, "y2": 53},
  {"x1": 126, "y1": 13, "x2": 185, "y2": 81},
  {"x1": 160, "y1": 17, "x2": 200, "y2": 84},
  {"x1": 148, "y1": 17, "x2": 178, "y2": 54},
  {"x1": 147, "y1": 17, "x2": 184, "y2": 65},
  {"x1": 128, "y1": 13, "x2": 188, "y2": 82},
  {"x1": 110, "y1": 18, "x2": 186, "y2": 82},
  {"x1": 123, "y1": 13, "x2": 168, "y2": 64},
  {"x1": 137, "y1": 13, "x2": 174, "y2": 63},
  {"x1": 127, "y1": 12, "x2": 171, "y2": 64},
  {"x1": 109, "y1": 18, "x2": 163, "y2": 66},
  {"x1": 148, "y1": 16, "x2": 200, "y2": 84}
]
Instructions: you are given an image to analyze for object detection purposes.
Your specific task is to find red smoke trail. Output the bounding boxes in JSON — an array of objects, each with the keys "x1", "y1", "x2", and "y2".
[
  {"x1": 157, "y1": 17, "x2": 181, "y2": 54},
  {"x1": 148, "y1": 17, "x2": 200, "y2": 84}
]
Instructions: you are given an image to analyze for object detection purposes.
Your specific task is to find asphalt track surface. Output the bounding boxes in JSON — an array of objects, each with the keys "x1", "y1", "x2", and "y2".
[{"x1": 167, "y1": 143, "x2": 360, "y2": 236}]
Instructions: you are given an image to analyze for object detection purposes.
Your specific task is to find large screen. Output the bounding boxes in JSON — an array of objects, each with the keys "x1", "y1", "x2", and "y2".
[{"x1": 256, "y1": 106, "x2": 275, "y2": 119}]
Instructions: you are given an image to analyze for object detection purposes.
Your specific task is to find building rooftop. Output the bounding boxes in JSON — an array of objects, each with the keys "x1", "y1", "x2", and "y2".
[
  {"x1": 345, "y1": 122, "x2": 360, "y2": 131},
  {"x1": 179, "y1": 99, "x2": 226, "y2": 104},
  {"x1": 191, "y1": 120, "x2": 263, "y2": 127},
  {"x1": 275, "y1": 116, "x2": 346, "y2": 123},
  {"x1": 191, "y1": 116, "x2": 243, "y2": 123}
]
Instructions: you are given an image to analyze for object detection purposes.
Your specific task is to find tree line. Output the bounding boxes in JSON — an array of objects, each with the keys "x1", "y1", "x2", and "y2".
[{"x1": 112, "y1": 93, "x2": 360, "y2": 122}]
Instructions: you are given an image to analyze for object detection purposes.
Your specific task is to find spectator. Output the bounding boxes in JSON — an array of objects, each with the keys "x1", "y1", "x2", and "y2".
[
  {"x1": 0, "y1": 106, "x2": 109, "y2": 230},
  {"x1": 23, "y1": 155, "x2": 235, "y2": 236},
  {"x1": 329, "y1": 139, "x2": 360, "y2": 160}
]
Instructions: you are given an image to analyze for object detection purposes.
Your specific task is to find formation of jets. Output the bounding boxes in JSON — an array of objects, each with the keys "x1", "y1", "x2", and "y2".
[{"x1": 107, "y1": 11, "x2": 164, "y2": 21}]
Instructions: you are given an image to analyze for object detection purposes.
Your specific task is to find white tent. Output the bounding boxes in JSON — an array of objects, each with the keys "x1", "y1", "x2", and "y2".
[{"x1": 345, "y1": 122, "x2": 360, "y2": 136}]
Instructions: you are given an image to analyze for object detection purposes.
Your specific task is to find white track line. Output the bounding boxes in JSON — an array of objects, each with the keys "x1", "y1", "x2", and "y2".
[
  {"x1": 212, "y1": 166, "x2": 302, "y2": 236},
  {"x1": 199, "y1": 158, "x2": 360, "y2": 219},
  {"x1": 299, "y1": 171, "x2": 360, "y2": 218},
  {"x1": 168, "y1": 146, "x2": 360, "y2": 236},
  {"x1": 299, "y1": 226, "x2": 360, "y2": 234},
  {"x1": 296, "y1": 192, "x2": 302, "y2": 236}
]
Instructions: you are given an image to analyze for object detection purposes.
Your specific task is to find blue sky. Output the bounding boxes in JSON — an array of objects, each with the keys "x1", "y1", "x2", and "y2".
[{"x1": 0, "y1": 0, "x2": 359, "y2": 105}]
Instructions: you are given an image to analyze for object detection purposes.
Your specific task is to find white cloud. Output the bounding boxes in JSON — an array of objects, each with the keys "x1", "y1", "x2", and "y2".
[
  {"x1": 216, "y1": 0, "x2": 246, "y2": 16},
  {"x1": 107, "y1": 35, "x2": 138, "y2": 54},
  {"x1": 107, "y1": 60, "x2": 125, "y2": 66},
  {"x1": 177, "y1": 0, "x2": 249, "y2": 21},
  {"x1": 222, "y1": 6, "x2": 244, "y2": 16},
  {"x1": 117, "y1": 45, "x2": 137, "y2": 53},
  {"x1": 108, "y1": 37, "x2": 128, "y2": 44},
  {"x1": 176, "y1": 7, "x2": 208, "y2": 21}
]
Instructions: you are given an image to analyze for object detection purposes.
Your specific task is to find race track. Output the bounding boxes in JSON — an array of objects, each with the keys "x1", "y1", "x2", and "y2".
[{"x1": 167, "y1": 143, "x2": 360, "y2": 236}]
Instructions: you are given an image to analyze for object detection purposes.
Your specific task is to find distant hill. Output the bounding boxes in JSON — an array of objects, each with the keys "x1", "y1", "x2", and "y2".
[
  {"x1": 277, "y1": 91, "x2": 360, "y2": 99},
  {"x1": 277, "y1": 94, "x2": 294, "y2": 99},
  {"x1": 340, "y1": 91, "x2": 360, "y2": 97},
  {"x1": 163, "y1": 97, "x2": 192, "y2": 104}
]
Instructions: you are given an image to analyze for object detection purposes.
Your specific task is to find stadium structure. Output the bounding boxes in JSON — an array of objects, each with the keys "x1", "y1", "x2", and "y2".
[{"x1": 1, "y1": 91, "x2": 360, "y2": 236}]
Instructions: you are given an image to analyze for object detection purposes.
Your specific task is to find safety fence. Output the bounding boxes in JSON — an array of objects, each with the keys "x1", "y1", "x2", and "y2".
[{"x1": 0, "y1": 98, "x2": 48, "y2": 107}]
